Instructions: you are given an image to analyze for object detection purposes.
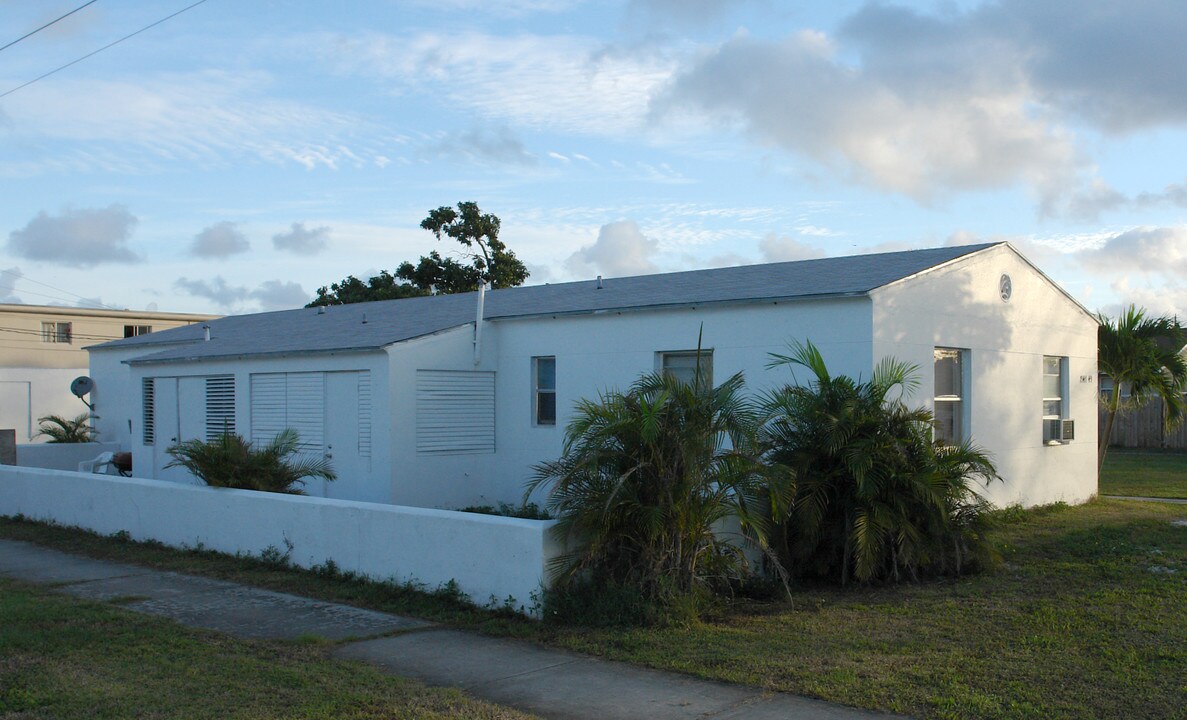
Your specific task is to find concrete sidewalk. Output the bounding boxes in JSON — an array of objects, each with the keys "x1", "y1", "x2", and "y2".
[
  {"x1": 1102, "y1": 494, "x2": 1187, "y2": 504},
  {"x1": 0, "y1": 538, "x2": 903, "y2": 720}
]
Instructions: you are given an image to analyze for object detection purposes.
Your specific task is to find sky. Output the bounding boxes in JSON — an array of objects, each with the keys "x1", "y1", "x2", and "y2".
[{"x1": 2, "y1": 0, "x2": 1186, "y2": 318}]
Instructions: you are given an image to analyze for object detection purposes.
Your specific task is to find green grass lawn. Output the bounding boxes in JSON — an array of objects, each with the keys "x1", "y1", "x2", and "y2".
[
  {"x1": 0, "y1": 578, "x2": 535, "y2": 720},
  {"x1": 534, "y1": 499, "x2": 1187, "y2": 720},
  {"x1": 1100, "y1": 449, "x2": 1187, "y2": 498},
  {"x1": 3, "y1": 492, "x2": 1186, "y2": 719}
]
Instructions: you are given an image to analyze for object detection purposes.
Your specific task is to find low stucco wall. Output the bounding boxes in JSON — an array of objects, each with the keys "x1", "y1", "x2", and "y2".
[
  {"x1": 17, "y1": 442, "x2": 121, "y2": 471},
  {"x1": 0, "y1": 466, "x2": 560, "y2": 614}
]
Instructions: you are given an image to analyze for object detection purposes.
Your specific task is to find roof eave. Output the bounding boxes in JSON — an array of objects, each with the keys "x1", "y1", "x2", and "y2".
[{"x1": 125, "y1": 345, "x2": 389, "y2": 366}]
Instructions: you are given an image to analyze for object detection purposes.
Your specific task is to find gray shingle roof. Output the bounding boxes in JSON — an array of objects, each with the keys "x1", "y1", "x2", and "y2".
[{"x1": 99, "y1": 243, "x2": 1000, "y2": 365}]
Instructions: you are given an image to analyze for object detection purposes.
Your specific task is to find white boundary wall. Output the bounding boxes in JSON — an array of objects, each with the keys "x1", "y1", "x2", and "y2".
[
  {"x1": 17, "y1": 442, "x2": 121, "y2": 471},
  {"x1": 0, "y1": 466, "x2": 561, "y2": 614}
]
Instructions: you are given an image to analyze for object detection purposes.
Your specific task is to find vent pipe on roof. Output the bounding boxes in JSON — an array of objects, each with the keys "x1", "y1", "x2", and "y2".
[
  {"x1": 596, "y1": 275, "x2": 603, "y2": 289},
  {"x1": 202, "y1": 324, "x2": 210, "y2": 342},
  {"x1": 361, "y1": 313, "x2": 368, "y2": 324},
  {"x1": 317, "y1": 305, "x2": 326, "y2": 315},
  {"x1": 473, "y1": 281, "x2": 487, "y2": 367}
]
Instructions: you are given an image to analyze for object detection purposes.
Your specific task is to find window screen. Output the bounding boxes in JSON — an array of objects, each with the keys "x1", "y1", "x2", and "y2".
[
  {"x1": 1042, "y1": 356, "x2": 1066, "y2": 443},
  {"x1": 934, "y1": 348, "x2": 965, "y2": 445},
  {"x1": 660, "y1": 350, "x2": 712, "y2": 385},
  {"x1": 534, "y1": 357, "x2": 556, "y2": 426}
]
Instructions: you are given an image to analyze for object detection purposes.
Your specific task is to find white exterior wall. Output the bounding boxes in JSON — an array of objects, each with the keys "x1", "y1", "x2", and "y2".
[
  {"x1": 0, "y1": 465, "x2": 560, "y2": 614},
  {"x1": 871, "y1": 244, "x2": 1098, "y2": 507},
  {"x1": 89, "y1": 344, "x2": 171, "y2": 450},
  {"x1": 92, "y1": 349, "x2": 393, "y2": 504},
  {"x1": 385, "y1": 325, "x2": 494, "y2": 508},
  {"x1": 389, "y1": 299, "x2": 873, "y2": 509},
  {"x1": 0, "y1": 367, "x2": 90, "y2": 442}
]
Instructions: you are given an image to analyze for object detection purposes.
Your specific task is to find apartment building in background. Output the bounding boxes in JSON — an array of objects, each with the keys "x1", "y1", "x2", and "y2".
[{"x1": 0, "y1": 303, "x2": 217, "y2": 442}]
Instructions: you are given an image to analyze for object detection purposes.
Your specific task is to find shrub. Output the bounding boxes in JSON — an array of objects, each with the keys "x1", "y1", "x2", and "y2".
[
  {"x1": 527, "y1": 358, "x2": 769, "y2": 624},
  {"x1": 34, "y1": 413, "x2": 95, "y2": 443},
  {"x1": 165, "y1": 429, "x2": 335, "y2": 494},
  {"x1": 763, "y1": 340, "x2": 1000, "y2": 584}
]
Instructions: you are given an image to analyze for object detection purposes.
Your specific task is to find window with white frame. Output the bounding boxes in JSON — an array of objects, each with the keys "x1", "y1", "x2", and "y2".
[
  {"x1": 124, "y1": 325, "x2": 152, "y2": 338},
  {"x1": 41, "y1": 321, "x2": 71, "y2": 343},
  {"x1": 1042, "y1": 356, "x2": 1067, "y2": 443},
  {"x1": 933, "y1": 348, "x2": 966, "y2": 445},
  {"x1": 533, "y1": 357, "x2": 556, "y2": 426},
  {"x1": 659, "y1": 350, "x2": 713, "y2": 385}
]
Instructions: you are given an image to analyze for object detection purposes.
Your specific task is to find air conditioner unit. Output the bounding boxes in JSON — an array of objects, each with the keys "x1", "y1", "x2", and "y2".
[{"x1": 1061, "y1": 419, "x2": 1075, "y2": 441}]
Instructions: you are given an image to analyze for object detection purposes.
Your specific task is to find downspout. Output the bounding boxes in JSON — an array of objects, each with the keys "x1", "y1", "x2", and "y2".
[{"x1": 473, "y1": 281, "x2": 487, "y2": 367}]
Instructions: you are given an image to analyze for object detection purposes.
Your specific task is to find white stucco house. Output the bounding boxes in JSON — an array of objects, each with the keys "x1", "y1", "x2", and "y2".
[{"x1": 88, "y1": 242, "x2": 1098, "y2": 510}]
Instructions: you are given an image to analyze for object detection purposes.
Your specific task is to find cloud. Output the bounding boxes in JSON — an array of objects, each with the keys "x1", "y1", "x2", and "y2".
[
  {"x1": 654, "y1": 28, "x2": 1079, "y2": 203},
  {"x1": 758, "y1": 234, "x2": 825, "y2": 263},
  {"x1": 272, "y1": 222, "x2": 330, "y2": 255},
  {"x1": 648, "y1": 1, "x2": 1187, "y2": 207},
  {"x1": 251, "y1": 280, "x2": 309, "y2": 310},
  {"x1": 626, "y1": 0, "x2": 750, "y2": 28},
  {"x1": 1100, "y1": 277, "x2": 1187, "y2": 320},
  {"x1": 1080, "y1": 226, "x2": 1187, "y2": 276},
  {"x1": 1137, "y1": 179, "x2": 1187, "y2": 209},
  {"x1": 428, "y1": 127, "x2": 537, "y2": 165},
  {"x1": 1059, "y1": 180, "x2": 1129, "y2": 221},
  {"x1": 0, "y1": 71, "x2": 382, "y2": 177},
  {"x1": 0, "y1": 267, "x2": 22, "y2": 304},
  {"x1": 1004, "y1": 1, "x2": 1187, "y2": 133},
  {"x1": 6, "y1": 205, "x2": 141, "y2": 267},
  {"x1": 838, "y1": 0, "x2": 1187, "y2": 134},
  {"x1": 175, "y1": 276, "x2": 249, "y2": 308},
  {"x1": 316, "y1": 31, "x2": 676, "y2": 137},
  {"x1": 174, "y1": 276, "x2": 308, "y2": 311},
  {"x1": 566, "y1": 220, "x2": 659, "y2": 277},
  {"x1": 190, "y1": 222, "x2": 250, "y2": 258}
]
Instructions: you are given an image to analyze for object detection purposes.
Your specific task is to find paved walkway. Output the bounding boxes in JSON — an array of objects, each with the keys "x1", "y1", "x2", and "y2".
[{"x1": 0, "y1": 538, "x2": 902, "y2": 720}]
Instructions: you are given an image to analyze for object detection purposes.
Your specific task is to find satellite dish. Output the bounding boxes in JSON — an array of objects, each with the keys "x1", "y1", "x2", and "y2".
[{"x1": 71, "y1": 376, "x2": 95, "y2": 399}]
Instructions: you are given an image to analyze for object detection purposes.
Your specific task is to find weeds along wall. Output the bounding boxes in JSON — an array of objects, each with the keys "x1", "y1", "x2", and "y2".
[{"x1": 0, "y1": 465, "x2": 561, "y2": 615}]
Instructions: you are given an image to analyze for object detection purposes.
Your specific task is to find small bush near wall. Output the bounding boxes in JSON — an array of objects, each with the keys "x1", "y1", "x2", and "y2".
[
  {"x1": 528, "y1": 363, "x2": 770, "y2": 627},
  {"x1": 762, "y1": 341, "x2": 1001, "y2": 585},
  {"x1": 166, "y1": 430, "x2": 335, "y2": 494},
  {"x1": 34, "y1": 413, "x2": 96, "y2": 443}
]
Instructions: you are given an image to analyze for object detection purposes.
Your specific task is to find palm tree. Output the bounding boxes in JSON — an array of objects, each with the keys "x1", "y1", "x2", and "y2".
[
  {"x1": 35, "y1": 413, "x2": 95, "y2": 443},
  {"x1": 762, "y1": 340, "x2": 999, "y2": 584},
  {"x1": 166, "y1": 429, "x2": 336, "y2": 494},
  {"x1": 526, "y1": 358, "x2": 773, "y2": 619},
  {"x1": 1097, "y1": 306, "x2": 1187, "y2": 470}
]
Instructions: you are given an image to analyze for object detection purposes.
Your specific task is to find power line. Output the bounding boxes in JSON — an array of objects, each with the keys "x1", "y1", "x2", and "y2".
[
  {"x1": 0, "y1": 0, "x2": 210, "y2": 100},
  {"x1": 0, "y1": 325, "x2": 128, "y2": 342},
  {"x1": 0, "y1": 1, "x2": 100, "y2": 54},
  {"x1": 0, "y1": 268, "x2": 124, "y2": 311}
]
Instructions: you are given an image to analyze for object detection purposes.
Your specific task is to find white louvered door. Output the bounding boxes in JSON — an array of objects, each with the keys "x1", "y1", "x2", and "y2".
[{"x1": 250, "y1": 370, "x2": 373, "y2": 500}]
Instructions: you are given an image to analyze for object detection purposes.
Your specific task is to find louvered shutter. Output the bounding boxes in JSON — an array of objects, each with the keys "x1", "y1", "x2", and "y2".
[
  {"x1": 286, "y1": 372, "x2": 324, "y2": 453},
  {"x1": 142, "y1": 377, "x2": 155, "y2": 445},
  {"x1": 250, "y1": 374, "x2": 287, "y2": 445},
  {"x1": 358, "y1": 370, "x2": 371, "y2": 457},
  {"x1": 205, "y1": 375, "x2": 235, "y2": 440},
  {"x1": 416, "y1": 370, "x2": 495, "y2": 454}
]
